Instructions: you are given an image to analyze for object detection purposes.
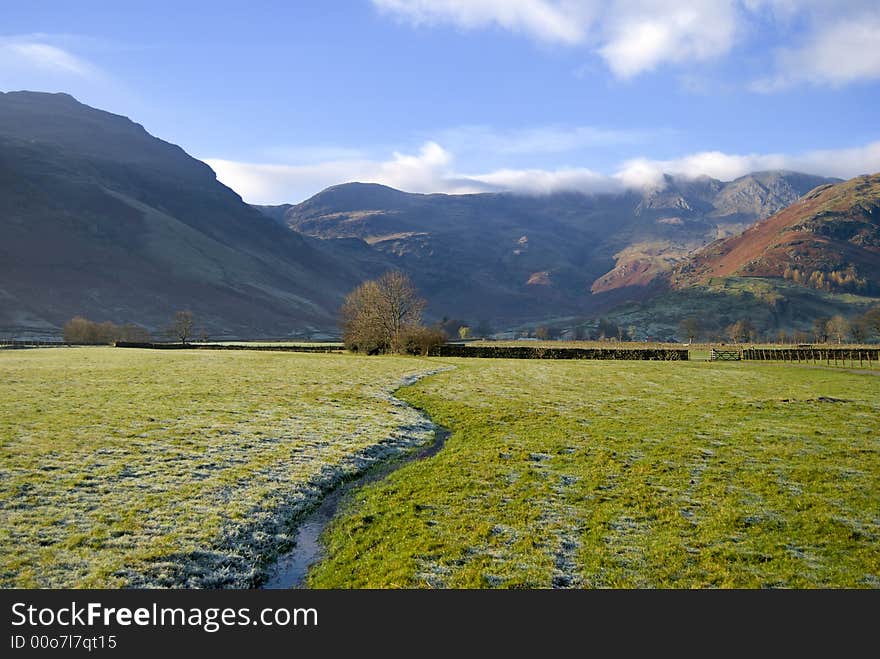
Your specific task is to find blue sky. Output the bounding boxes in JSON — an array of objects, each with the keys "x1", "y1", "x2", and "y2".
[{"x1": 2, "y1": 0, "x2": 880, "y2": 203}]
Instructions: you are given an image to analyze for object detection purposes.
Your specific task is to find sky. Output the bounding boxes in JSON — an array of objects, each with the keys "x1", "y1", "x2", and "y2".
[{"x1": 2, "y1": 0, "x2": 880, "y2": 203}]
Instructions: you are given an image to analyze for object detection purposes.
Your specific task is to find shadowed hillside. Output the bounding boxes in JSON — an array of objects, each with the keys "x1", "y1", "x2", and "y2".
[
  {"x1": 262, "y1": 171, "x2": 833, "y2": 324},
  {"x1": 0, "y1": 91, "x2": 378, "y2": 338}
]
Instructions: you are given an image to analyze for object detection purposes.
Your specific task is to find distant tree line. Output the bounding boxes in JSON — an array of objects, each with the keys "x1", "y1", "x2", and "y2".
[
  {"x1": 435, "y1": 317, "x2": 494, "y2": 340},
  {"x1": 63, "y1": 317, "x2": 152, "y2": 344},
  {"x1": 62, "y1": 310, "x2": 207, "y2": 345},
  {"x1": 674, "y1": 305, "x2": 880, "y2": 344}
]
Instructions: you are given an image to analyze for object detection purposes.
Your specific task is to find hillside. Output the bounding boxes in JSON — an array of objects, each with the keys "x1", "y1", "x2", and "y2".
[
  {"x1": 602, "y1": 174, "x2": 880, "y2": 340},
  {"x1": 0, "y1": 91, "x2": 374, "y2": 338},
  {"x1": 671, "y1": 173, "x2": 880, "y2": 294},
  {"x1": 264, "y1": 172, "x2": 833, "y2": 324}
]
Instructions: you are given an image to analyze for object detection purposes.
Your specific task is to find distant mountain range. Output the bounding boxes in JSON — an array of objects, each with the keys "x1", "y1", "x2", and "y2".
[
  {"x1": 671, "y1": 173, "x2": 880, "y2": 293},
  {"x1": 605, "y1": 174, "x2": 880, "y2": 339},
  {"x1": 1, "y1": 91, "x2": 876, "y2": 339},
  {"x1": 258, "y1": 171, "x2": 835, "y2": 326}
]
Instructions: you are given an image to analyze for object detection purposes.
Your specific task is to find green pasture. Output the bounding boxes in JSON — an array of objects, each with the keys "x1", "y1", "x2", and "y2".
[
  {"x1": 0, "y1": 348, "x2": 435, "y2": 587},
  {"x1": 2, "y1": 348, "x2": 877, "y2": 588},
  {"x1": 310, "y1": 359, "x2": 880, "y2": 588}
]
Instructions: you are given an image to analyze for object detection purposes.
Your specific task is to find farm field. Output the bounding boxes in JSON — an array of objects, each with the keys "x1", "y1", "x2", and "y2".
[
  {"x1": 2, "y1": 348, "x2": 878, "y2": 589},
  {"x1": 0, "y1": 348, "x2": 438, "y2": 587},
  {"x1": 310, "y1": 359, "x2": 880, "y2": 588}
]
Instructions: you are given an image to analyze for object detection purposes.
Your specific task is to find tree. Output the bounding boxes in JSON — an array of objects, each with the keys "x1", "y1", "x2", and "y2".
[
  {"x1": 63, "y1": 316, "x2": 93, "y2": 343},
  {"x1": 438, "y1": 317, "x2": 468, "y2": 338},
  {"x1": 400, "y1": 326, "x2": 446, "y2": 356},
  {"x1": 594, "y1": 318, "x2": 619, "y2": 341},
  {"x1": 171, "y1": 310, "x2": 194, "y2": 344},
  {"x1": 812, "y1": 316, "x2": 830, "y2": 343},
  {"x1": 677, "y1": 317, "x2": 702, "y2": 343},
  {"x1": 119, "y1": 323, "x2": 152, "y2": 343},
  {"x1": 458, "y1": 326, "x2": 472, "y2": 340},
  {"x1": 63, "y1": 316, "x2": 121, "y2": 344},
  {"x1": 849, "y1": 316, "x2": 869, "y2": 344},
  {"x1": 474, "y1": 319, "x2": 493, "y2": 339},
  {"x1": 340, "y1": 271, "x2": 426, "y2": 354},
  {"x1": 862, "y1": 306, "x2": 880, "y2": 339},
  {"x1": 727, "y1": 319, "x2": 754, "y2": 344},
  {"x1": 825, "y1": 315, "x2": 850, "y2": 345}
]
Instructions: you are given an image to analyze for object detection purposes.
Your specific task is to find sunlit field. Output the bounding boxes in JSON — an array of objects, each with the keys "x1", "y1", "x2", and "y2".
[
  {"x1": 311, "y1": 359, "x2": 880, "y2": 588},
  {"x1": 0, "y1": 348, "x2": 436, "y2": 587}
]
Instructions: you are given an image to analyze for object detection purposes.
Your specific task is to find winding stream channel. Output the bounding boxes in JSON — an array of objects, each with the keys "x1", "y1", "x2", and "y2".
[{"x1": 261, "y1": 372, "x2": 450, "y2": 589}]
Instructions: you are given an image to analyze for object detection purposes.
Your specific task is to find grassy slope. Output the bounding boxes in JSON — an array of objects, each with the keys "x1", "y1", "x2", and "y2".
[
  {"x1": 0, "y1": 348, "x2": 436, "y2": 587},
  {"x1": 606, "y1": 277, "x2": 880, "y2": 340},
  {"x1": 310, "y1": 359, "x2": 880, "y2": 587}
]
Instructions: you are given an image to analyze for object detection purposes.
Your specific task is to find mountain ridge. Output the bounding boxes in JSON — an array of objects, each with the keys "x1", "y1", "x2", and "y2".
[
  {"x1": 261, "y1": 171, "x2": 836, "y2": 324},
  {"x1": 0, "y1": 91, "x2": 373, "y2": 338}
]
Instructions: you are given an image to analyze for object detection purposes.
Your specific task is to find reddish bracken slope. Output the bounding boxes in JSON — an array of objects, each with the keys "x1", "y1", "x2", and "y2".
[{"x1": 670, "y1": 173, "x2": 880, "y2": 293}]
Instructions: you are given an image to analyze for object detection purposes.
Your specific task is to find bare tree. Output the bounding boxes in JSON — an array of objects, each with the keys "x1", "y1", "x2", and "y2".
[
  {"x1": 171, "y1": 310, "x2": 194, "y2": 344},
  {"x1": 826, "y1": 315, "x2": 850, "y2": 345},
  {"x1": 862, "y1": 306, "x2": 880, "y2": 339},
  {"x1": 812, "y1": 316, "x2": 830, "y2": 343},
  {"x1": 677, "y1": 317, "x2": 701, "y2": 343},
  {"x1": 62, "y1": 317, "x2": 121, "y2": 344},
  {"x1": 727, "y1": 319, "x2": 754, "y2": 344},
  {"x1": 849, "y1": 317, "x2": 869, "y2": 344},
  {"x1": 340, "y1": 271, "x2": 426, "y2": 354}
]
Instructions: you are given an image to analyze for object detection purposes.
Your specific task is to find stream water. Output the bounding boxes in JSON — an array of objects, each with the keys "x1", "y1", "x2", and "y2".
[{"x1": 262, "y1": 407, "x2": 450, "y2": 589}]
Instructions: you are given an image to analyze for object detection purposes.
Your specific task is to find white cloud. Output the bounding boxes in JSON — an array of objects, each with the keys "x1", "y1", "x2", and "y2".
[
  {"x1": 753, "y1": 12, "x2": 880, "y2": 90},
  {"x1": 467, "y1": 166, "x2": 619, "y2": 194},
  {"x1": 206, "y1": 142, "x2": 485, "y2": 204},
  {"x1": 373, "y1": 0, "x2": 880, "y2": 87},
  {"x1": 371, "y1": 0, "x2": 590, "y2": 45},
  {"x1": 206, "y1": 139, "x2": 880, "y2": 204},
  {"x1": 0, "y1": 37, "x2": 99, "y2": 82},
  {"x1": 372, "y1": 0, "x2": 739, "y2": 78},
  {"x1": 615, "y1": 142, "x2": 880, "y2": 186},
  {"x1": 598, "y1": 1, "x2": 739, "y2": 78}
]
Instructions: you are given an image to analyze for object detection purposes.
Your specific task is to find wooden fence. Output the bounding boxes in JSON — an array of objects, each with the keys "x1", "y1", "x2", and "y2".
[
  {"x1": 114, "y1": 342, "x2": 343, "y2": 353},
  {"x1": 430, "y1": 345, "x2": 689, "y2": 360},
  {"x1": 741, "y1": 347, "x2": 880, "y2": 367},
  {"x1": 710, "y1": 349, "x2": 742, "y2": 361},
  {"x1": 0, "y1": 340, "x2": 72, "y2": 349}
]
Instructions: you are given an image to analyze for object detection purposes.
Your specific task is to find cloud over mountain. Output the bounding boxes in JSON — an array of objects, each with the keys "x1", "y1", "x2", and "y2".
[{"x1": 207, "y1": 139, "x2": 880, "y2": 204}]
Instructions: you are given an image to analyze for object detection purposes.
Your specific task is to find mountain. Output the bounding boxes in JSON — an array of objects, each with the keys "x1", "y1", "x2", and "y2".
[
  {"x1": 264, "y1": 171, "x2": 834, "y2": 325},
  {"x1": 671, "y1": 173, "x2": 880, "y2": 293},
  {"x1": 0, "y1": 91, "x2": 372, "y2": 338},
  {"x1": 603, "y1": 174, "x2": 880, "y2": 340},
  {"x1": 0, "y1": 91, "x2": 853, "y2": 339}
]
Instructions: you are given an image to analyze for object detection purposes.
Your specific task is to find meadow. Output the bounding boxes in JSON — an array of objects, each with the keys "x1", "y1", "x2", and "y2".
[
  {"x1": 1, "y1": 348, "x2": 878, "y2": 588},
  {"x1": 0, "y1": 347, "x2": 437, "y2": 587},
  {"x1": 310, "y1": 359, "x2": 880, "y2": 588}
]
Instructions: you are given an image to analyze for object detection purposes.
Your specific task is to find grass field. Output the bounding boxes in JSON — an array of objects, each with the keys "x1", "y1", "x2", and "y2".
[
  {"x1": 0, "y1": 348, "x2": 437, "y2": 587},
  {"x1": 3, "y1": 349, "x2": 878, "y2": 588},
  {"x1": 309, "y1": 359, "x2": 880, "y2": 588}
]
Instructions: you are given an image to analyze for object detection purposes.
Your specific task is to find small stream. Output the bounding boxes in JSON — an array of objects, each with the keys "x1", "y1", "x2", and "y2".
[{"x1": 261, "y1": 388, "x2": 450, "y2": 589}]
